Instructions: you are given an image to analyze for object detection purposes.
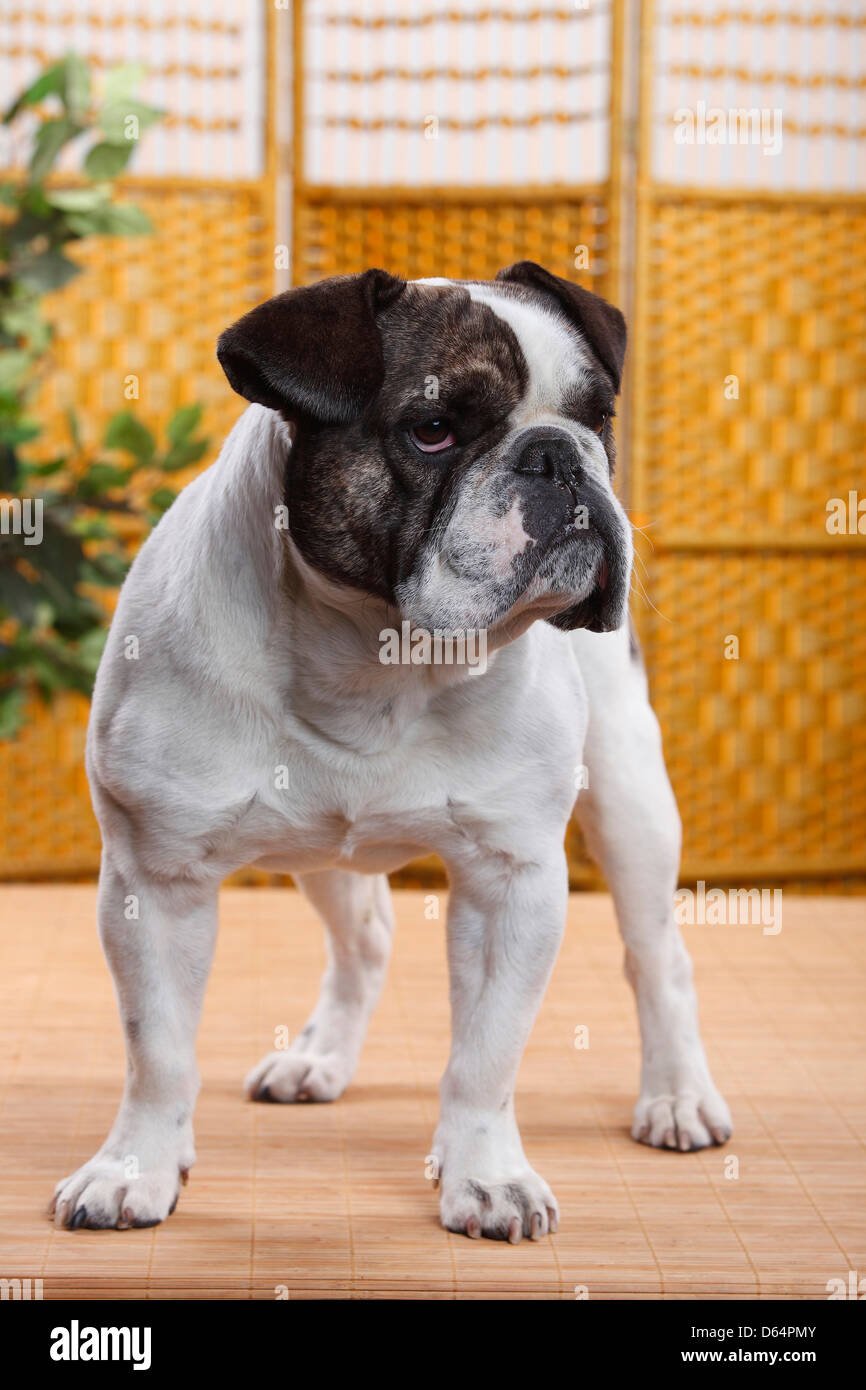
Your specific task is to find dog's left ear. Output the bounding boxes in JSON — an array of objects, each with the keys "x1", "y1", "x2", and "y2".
[
  {"x1": 496, "y1": 261, "x2": 626, "y2": 392},
  {"x1": 217, "y1": 268, "x2": 406, "y2": 424}
]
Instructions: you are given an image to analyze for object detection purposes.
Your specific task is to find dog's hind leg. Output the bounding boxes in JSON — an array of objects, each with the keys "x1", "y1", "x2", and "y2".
[
  {"x1": 573, "y1": 629, "x2": 732, "y2": 1152},
  {"x1": 245, "y1": 869, "x2": 395, "y2": 1103}
]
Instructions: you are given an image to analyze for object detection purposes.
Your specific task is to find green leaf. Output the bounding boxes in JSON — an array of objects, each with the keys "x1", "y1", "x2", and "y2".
[
  {"x1": 0, "y1": 688, "x2": 26, "y2": 740},
  {"x1": 149, "y1": 487, "x2": 176, "y2": 514},
  {"x1": 61, "y1": 210, "x2": 107, "y2": 237},
  {"x1": 15, "y1": 249, "x2": 80, "y2": 293},
  {"x1": 32, "y1": 601, "x2": 56, "y2": 630},
  {"x1": 161, "y1": 438, "x2": 209, "y2": 472},
  {"x1": 77, "y1": 625, "x2": 108, "y2": 669},
  {"x1": 0, "y1": 350, "x2": 32, "y2": 392},
  {"x1": 65, "y1": 201, "x2": 152, "y2": 237},
  {"x1": 83, "y1": 141, "x2": 134, "y2": 180},
  {"x1": 43, "y1": 186, "x2": 108, "y2": 212},
  {"x1": 166, "y1": 403, "x2": 203, "y2": 443},
  {"x1": 103, "y1": 64, "x2": 147, "y2": 107},
  {"x1": 61, "y1": 54, "x2": 90, "y2": 122},
  {"x1": 99, "y1": 99, "x2": 163, "y2": 145},
  {"x1": 94, "y1": 201, "x2": 152, "y2": 235},
  {"x1": 18, "y1": 184, "x2": 53, "y2": 218},
  {"x1": 82, "y1": 551, "x2": 129, "y2": 586},
  {"x1": 0, "y1": 566, "x2": 42, "y2": 625},
  {"x1": 29, "y1": 117, "x2": 83, "y2": 182},
  {"x1": 1, "y1": 300, "x2": 47, "y2": 340},
  {"x1": 29, "y1": 522, "x2": 87, "y2": 596},
  {"x1": 0, "y1": 419, "x2": 41, "y2": 448},
  {"x1": 27, "y1": 654, "x2": 67, "y2": 695},
  {"x1": 21, "y1": 456, "x2": 64, "y2": 477},
  {"x1": 65, "y1": 408, "x2": 82, "y2": 452},
  {"x1": 74, "y1": 517, "x2": 115, "y2": 541},
  {"x1": 103, "y1": 411, "x2": 155, "y2": 464},
  {"x1": 2, "y1": 61, "x2": 67, "y2": 124},
  {"x1": 78, "y1": 461, "x2": 132, "y2": 493}
]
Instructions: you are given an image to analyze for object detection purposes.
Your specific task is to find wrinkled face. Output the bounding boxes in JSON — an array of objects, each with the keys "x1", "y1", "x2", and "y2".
[{"x1": 218, "y1": 266, "x2": 633, "y2": 636}]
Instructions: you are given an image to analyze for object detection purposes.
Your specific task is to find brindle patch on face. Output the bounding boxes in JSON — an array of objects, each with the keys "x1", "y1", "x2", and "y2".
[{"x1": 284, "y1": 282, "x2": 528, "y2": 603}]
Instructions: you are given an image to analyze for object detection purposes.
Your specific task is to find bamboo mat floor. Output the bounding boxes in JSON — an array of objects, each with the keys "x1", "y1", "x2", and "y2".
[{"x1": 0, "y1": 886, "x2": 864, "y2": 1301}]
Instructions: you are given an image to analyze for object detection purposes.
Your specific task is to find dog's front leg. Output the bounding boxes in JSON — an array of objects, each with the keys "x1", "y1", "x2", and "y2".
[
  {"x1": 51, "y1": 855, "x2": 218, "y2": 1229},
  {"x1": 432, "y1": 853, "x2": 567, "y2": 1242}
]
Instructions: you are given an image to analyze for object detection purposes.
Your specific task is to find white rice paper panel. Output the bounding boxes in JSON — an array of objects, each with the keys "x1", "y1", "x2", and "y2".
[
  {"x1": 303, "y1": 0, "x2": 612, "y2": 187},
  {"x1": 0, "y1": 0, "x2": 265, "y2": 179},
  {"x1": 652, "y1": 0, "x2": 866, "y2": 191}
]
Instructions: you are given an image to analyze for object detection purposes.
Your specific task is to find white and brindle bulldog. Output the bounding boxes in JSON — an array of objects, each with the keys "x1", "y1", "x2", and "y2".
[{"x1": 51, "y1": 262, "x2": 731, "y2": 1242}]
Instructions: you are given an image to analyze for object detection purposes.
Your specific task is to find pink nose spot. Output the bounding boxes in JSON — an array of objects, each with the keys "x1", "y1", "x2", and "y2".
[
  {"x1": 459, "y1": 495, "x2": 536, "y2": 580},
  {"x1": 492, "y1": 496, "x2": 535, "y2": 576}
]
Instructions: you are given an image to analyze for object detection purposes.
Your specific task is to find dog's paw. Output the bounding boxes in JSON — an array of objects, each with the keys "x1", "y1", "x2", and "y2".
[
  {"x1": 631, "y1": 1087, "x2": 732, "y2": 1151},
  {"x1": 50, "y1": 1158, "x2": 187, "y2": 1230},
  {"x1": 440, "y1": 1170, "x2": 559, "y2": 1243},
  {"x1": 244, "y1": 1048, "x2": 352, "y2": 1103}
]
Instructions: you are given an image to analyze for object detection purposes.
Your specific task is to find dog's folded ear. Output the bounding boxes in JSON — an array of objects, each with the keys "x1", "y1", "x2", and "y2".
[
  {"x1": 495, "y1": 261, "x2": 626, "y2": 392},
  {"x1": 217, "y1": 268, "x2": 406, "y2": 424}
]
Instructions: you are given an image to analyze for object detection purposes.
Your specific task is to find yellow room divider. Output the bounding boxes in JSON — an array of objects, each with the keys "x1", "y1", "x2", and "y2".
[{"x1": 631, "y1": 2, "x2": 866, "y2": 889}]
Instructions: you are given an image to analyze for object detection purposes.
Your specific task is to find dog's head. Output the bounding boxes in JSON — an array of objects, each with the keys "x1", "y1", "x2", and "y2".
[{"x1": 217, "y1": 262, "x2": 631, "y2": 636}]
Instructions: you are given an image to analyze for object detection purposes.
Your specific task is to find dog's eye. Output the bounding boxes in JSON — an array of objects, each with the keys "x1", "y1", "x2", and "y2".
[
  {"x1": 408, "y1": 419, "x2": 455, "y2": 453},
  {"x1": 594, "y1": 414, "x2": 608, "y2": 436}
]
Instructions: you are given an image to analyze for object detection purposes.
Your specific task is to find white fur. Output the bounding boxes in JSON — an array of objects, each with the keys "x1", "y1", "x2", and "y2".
[
  {"x1": 51, "y1": 316, "x2": 730, "y2": 1240},
  {"x1": 464, "y1": 282, "x2": 596, "y2": 426}
]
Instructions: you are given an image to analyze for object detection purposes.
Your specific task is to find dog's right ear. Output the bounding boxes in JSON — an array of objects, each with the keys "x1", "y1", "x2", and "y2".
[{"x1": 217, "y1": 269, "x2": 406, "y2": 424}]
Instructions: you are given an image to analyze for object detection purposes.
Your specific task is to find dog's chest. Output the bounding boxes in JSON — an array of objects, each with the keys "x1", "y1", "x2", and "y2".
[
  {"x1": 241, "y1": 730, "x2": 475, "y2": 875},
  {"x1": 252, "y1": 808, "x2": 437, "y2": 875}
]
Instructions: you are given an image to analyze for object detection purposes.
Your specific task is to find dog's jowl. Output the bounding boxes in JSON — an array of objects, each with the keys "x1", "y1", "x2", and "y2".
[{"x1": 51, "y1": 263, "x2": 731, "y2": 1242}]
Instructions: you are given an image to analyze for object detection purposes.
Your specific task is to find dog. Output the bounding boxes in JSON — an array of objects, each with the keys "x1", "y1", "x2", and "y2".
[{"x1": 50, "y1": 261, "x2": 731, "y2": 1241}]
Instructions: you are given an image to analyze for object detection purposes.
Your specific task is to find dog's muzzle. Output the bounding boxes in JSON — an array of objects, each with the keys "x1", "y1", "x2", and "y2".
[
  {"x1": 505, "y1": 427, "x2": 630, "y2": 634},
  {"x1": 547, "y1": 499, "x2": 630, "y2": 634}
]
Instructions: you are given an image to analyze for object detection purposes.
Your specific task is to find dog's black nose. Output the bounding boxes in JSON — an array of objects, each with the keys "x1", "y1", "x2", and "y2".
[{"x1": 513, "y1": 433, "x2": 581, "y2": 487}]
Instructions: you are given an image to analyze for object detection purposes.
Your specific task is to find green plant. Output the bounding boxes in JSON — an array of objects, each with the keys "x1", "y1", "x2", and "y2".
[{"x1": 0, "y1": 56, "x2": 209, "y2": 737}]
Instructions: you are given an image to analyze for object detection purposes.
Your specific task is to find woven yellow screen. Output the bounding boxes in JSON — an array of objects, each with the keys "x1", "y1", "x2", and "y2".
[
  {"x1": 635, "y1": 197, "x2": 865, "y2": 545},
  {"x1": 632, "y1": 193, "x2": 866, "y2": 887},
  {"x1": 642, "y1": 553, "x2": 866, "y2": 882},
  {"x1": 0, "y1": 182, "x2": 273, "y2": 878},
  {"x1": 0, "y1": 694, "x2": 97, "y2": 878},
  {"x1": 294, "y1": 193, "x2": 613, "y2": 299}
]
